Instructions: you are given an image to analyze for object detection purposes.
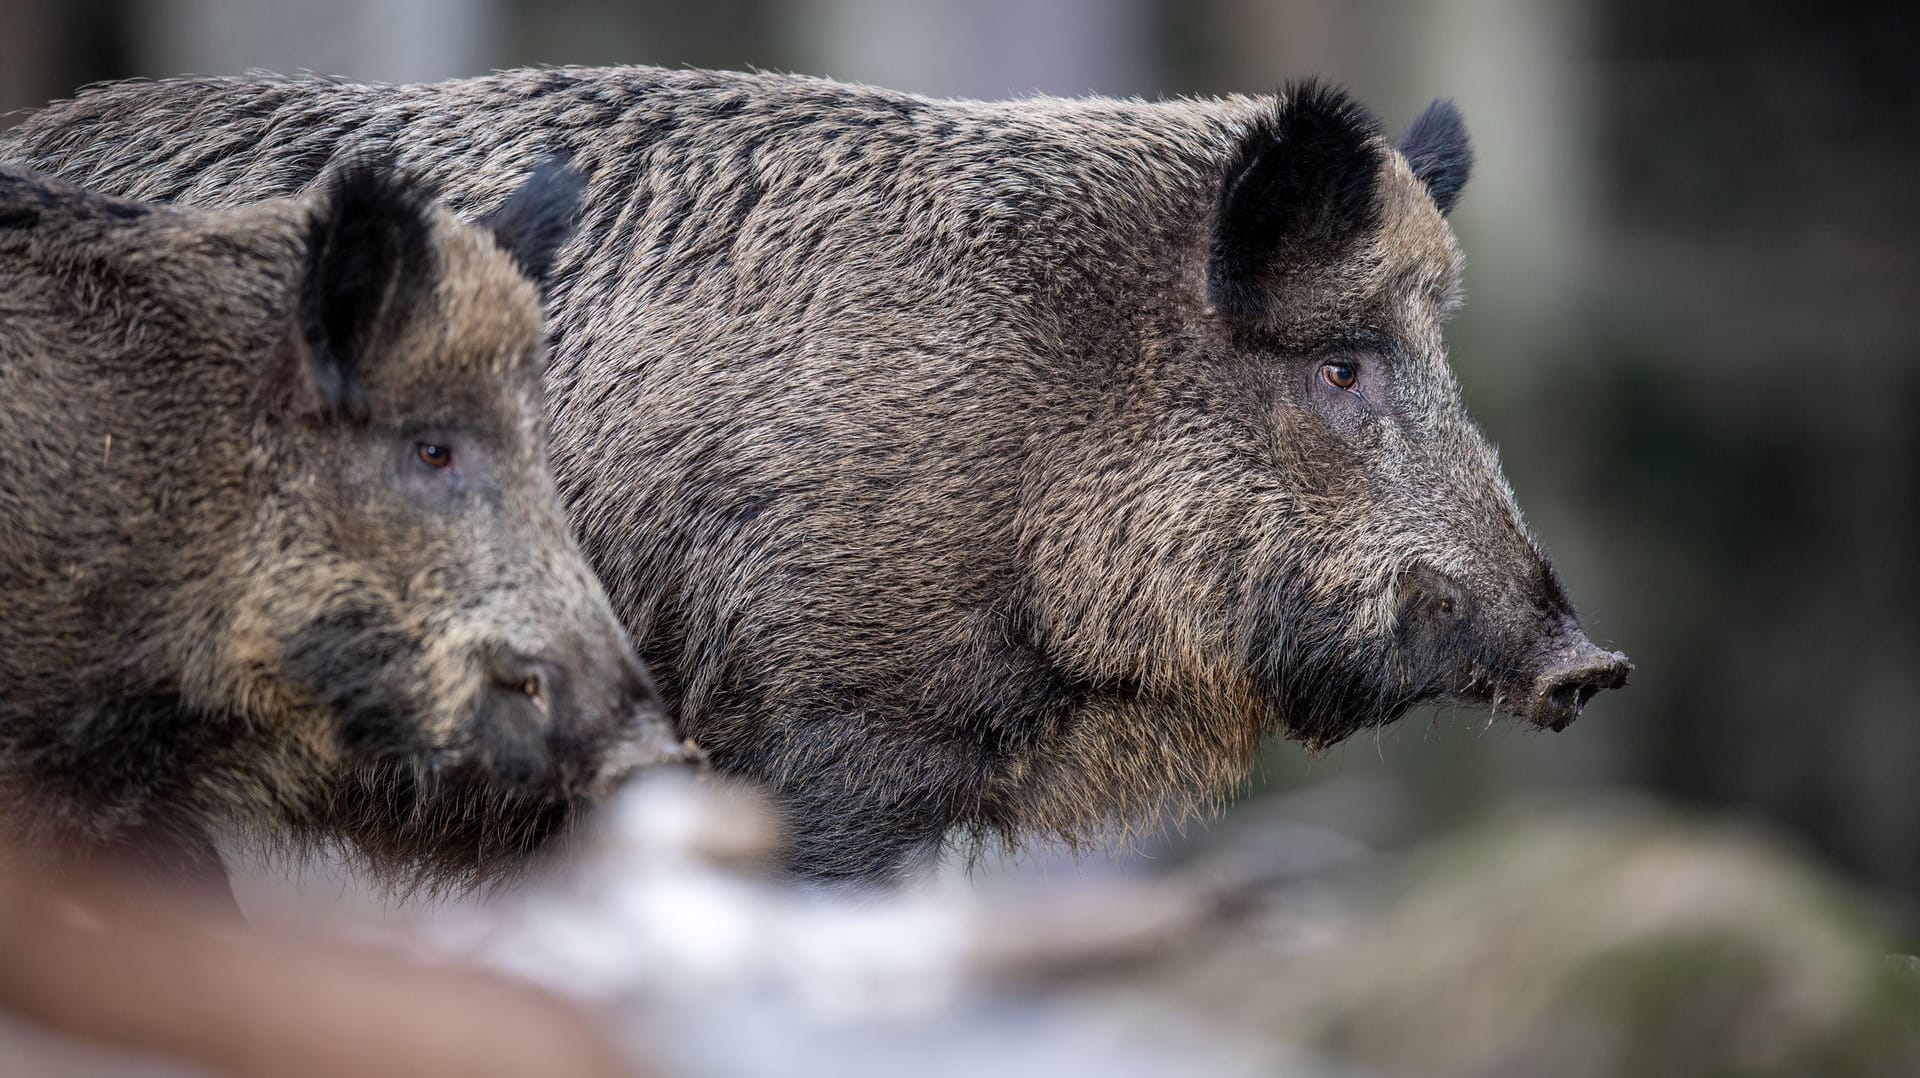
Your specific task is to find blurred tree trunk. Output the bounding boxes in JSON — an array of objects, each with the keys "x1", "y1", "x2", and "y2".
[
  {"x1": 127, "y1": 0, "x2": 501, "y2": 83},
  {"x1": 0, "y1": 0, "x2": 131, "y2": 125},
  {"x1": 0, "y1": 0, "x2": 53, "y2": 123},
  {"x1": 786, "y1": 0, "x2": 1156, "y2": 99}
]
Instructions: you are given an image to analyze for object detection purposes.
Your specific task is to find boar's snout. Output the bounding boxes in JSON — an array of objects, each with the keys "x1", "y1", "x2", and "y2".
[
  {"x1": 1523, "y1": 633, "x2": 1632, "y2": 731},
  {"x1": 598, "y1": 646, "x2": 704, "y2": 780},
  {"x1": 480, "y1": 638, "x2": 689, "y2": 791},
  {"x1": 1394, "y1": 564, "x2": 1629, "y2": 733}
]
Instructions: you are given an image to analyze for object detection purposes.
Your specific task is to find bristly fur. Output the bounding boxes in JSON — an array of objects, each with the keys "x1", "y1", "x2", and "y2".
[
  {"x1": 3, "y1": 67, "x2": 1624, "y2": 882},
  {"x1": 309, "y1": 758, "x2": 584, "y2": 896},
  {"x1": 0, "y1": 161, "x2": 682, "y2": 895},
  {"x1": 1396, "y1": 99, "x2": 1474, "y2": 215}
]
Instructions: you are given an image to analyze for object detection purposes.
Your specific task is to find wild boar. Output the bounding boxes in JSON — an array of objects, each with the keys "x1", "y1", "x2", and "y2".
[
  {"x1": 0, "y1": 160, "x2": 686, "y2": 894},
  {"x1": 5, "y1": 70, "x2": 1630, "y2": 879}
]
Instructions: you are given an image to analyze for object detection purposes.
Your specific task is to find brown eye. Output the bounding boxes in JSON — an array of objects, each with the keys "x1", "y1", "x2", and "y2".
[
  {"x1": 416, "y1": 442, "x2": 453, "y2": 469},
  {"x1": 1322, "y1": 361, "x2": 1358, "y2": 390}
]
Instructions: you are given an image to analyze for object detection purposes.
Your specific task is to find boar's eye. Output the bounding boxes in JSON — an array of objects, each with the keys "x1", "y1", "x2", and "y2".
[
  {"x1": 416, "y1": 442, "x2": 454, "y2": 470},
  {"x1": 1321, "y1": 361, "x2": 1359, "y2": 390}
]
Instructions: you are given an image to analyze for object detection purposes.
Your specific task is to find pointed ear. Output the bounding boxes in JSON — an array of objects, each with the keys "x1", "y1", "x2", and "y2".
[
  {"x1": 483, "y1": 155, "x2": 585, "y2": 293},
  {"x1": 1208, "y1": 80, "x2": 1386, "y2": 323},
  {"x1": 294, "y1": 162, "x2": 438, "y2": 421},
  {"x1": 1397, "y1": 99, "x2": 1473, "y2": 215}
]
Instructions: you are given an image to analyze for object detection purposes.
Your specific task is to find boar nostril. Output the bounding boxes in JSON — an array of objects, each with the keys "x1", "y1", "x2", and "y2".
[
  {"x1": 1545, "y1": 680, "x2": 1594, "y2": 716},
  {"x1": 486, "y1": 647, "x2": 561, "y2": 718},
  {"x1": 520, "y1": 677, "x2": 548, "y2": 714}
]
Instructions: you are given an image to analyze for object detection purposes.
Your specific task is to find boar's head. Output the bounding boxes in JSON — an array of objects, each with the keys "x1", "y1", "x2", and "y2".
[
  {"x1": 1026, "y1": 84, "x2": 1629, "y2": 765},
  {"x1": 241, "y1": 162, "x2": 686, "y2": 881}
]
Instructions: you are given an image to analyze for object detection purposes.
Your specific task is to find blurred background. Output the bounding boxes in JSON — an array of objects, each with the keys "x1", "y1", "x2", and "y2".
[{"x1": 2, "y1": 0, "x2": 1914, "y2": 915}]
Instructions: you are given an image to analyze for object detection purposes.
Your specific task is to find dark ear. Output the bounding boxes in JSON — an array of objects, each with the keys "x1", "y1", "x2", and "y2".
[
  {"x1": 483, "y1": 155, "x2": 585, "y2": 292},
  {"x1": 296, "y1": 162, "x2": 438, "y2": 420},
  {"x1": 1397, "y1": 99, "x2": 1473, "y2": 215},
  {"x1": 0, "y1": 167, "x2": 51, "y2": 231},
  {"x1": 1208, "y1": 80, "x2": 1386, "y2": 323}
]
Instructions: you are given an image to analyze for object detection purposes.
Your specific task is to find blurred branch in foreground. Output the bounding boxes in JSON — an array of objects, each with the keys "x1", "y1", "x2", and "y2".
[
  {"x1": 430, "y1": 778, "x2": 1920, "y2": 1077},
  {"x1": 0, "y1": 863, "x2": 628, "y2": 1077},
  {"x1": 6, "y1": 778, "x2": 1918, "y2": 1077}
]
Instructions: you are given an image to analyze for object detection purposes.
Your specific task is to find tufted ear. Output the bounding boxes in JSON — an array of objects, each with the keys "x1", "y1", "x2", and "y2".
[
  {"x1": 295, "y1": 162, "x2": 438, "y2": 421},
  {"x1": 1397, "y1": 99, "x2": 1473, "y2": 215},
  {"x1": 482, "y1": 155, "x2": 585, "y2": 293},
  {"x1": 1208, "y1": 80, "x2": 1387, "y2": 323}
]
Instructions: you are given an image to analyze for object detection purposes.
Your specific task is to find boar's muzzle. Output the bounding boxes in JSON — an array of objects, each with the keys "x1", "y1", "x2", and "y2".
[
  {"x1": 1396, "y1": 565, "x2": 1630, "y2": 733},
  {"x1": 1522, "y1": 631, "x2": 1632, "y2": 732},
  {"x1": 480, "y1": 639, "x2": 691, "y2": 793}
]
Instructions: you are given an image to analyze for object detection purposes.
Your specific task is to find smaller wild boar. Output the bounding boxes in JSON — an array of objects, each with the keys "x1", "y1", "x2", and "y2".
[{"x1": 0, "y1": 161, "x2": 688, "y2": 895}]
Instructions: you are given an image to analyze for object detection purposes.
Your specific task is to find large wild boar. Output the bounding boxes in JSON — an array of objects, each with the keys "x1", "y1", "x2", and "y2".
[
  {"x1": 5, "y1": 70, "x2": 1630, "y2": 879},
  {"x1": 0, "y1": 161, "x2": 687, "y2": 894}
]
